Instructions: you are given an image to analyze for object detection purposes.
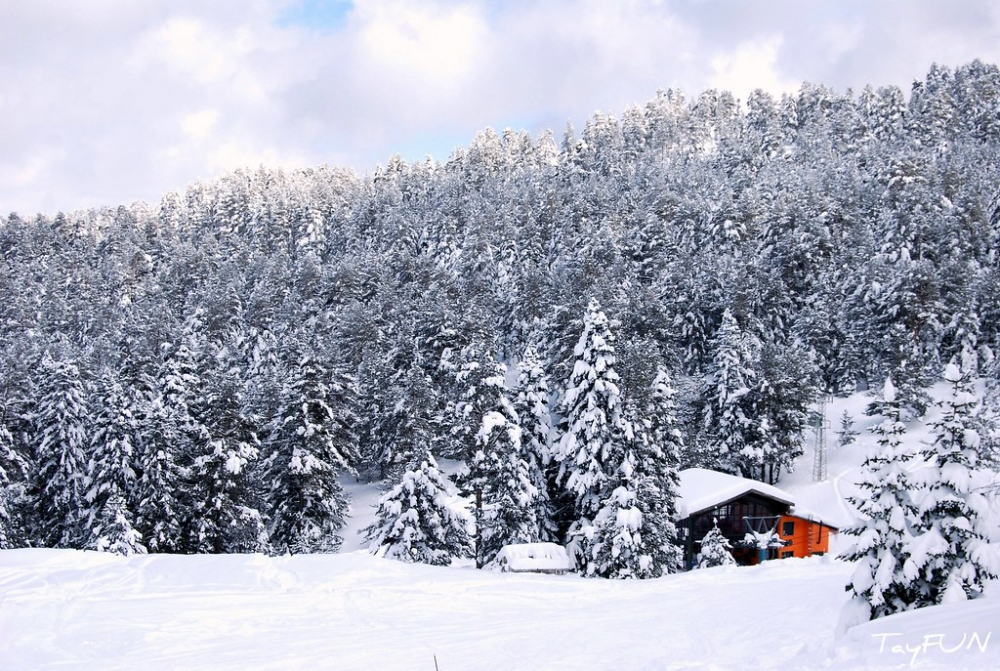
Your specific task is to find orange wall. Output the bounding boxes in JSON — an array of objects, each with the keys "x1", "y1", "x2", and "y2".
[{"x1": 777, "y1": 514, "x2": 834, "y2": 558}]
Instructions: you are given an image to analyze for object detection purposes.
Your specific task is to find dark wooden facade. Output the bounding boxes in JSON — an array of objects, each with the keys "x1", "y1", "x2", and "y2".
[{"x1": 680, "y1": 493, "x2": 792, "y2": 569}]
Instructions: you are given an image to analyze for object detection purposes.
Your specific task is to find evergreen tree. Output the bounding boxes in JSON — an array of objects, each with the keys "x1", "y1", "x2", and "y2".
[
  {"x1": 363, "y1": 451, "x2": 473, "y2": 565},
  {"x1": 447, "y1": 344, "x2": 503, "y2": 461},
  {"x1": 755, "y1": 338, "x2": 817, "y2": 483},
  {"x1": 554, "y1": 299, "x2": 627, "y2": 539},
  {"x1": 836, "y1": 410, "x2": 859, "y2": 447},
  {"x1": 27, "y1": 353, "x2": 91, "y2": 547},
  {"x1": 357, "y1": 335, "x2": 436, "y2": 480},
  {"x1": 512, "y1": 345, "x2": 557, "y2": 541},
  {"x1": 186, "y1": 435, "x2": 266, "y2": 554},
  {"x1": 904, "y1": 353, "x2": 998, "y2": 605},
  {"x1": 83, "y1": 370, "x2": 145, "y2": 555},
  {"x1": 471, "y1": 402, "x2": 543, "y2": 567},
  {"x1": 87, "y1": 495, "x2": 146, "y2": 556},
  {"x1": 697, "y1": 521, "x2": 736, "y2": 568},
  {"x1": 700, "y1": 309, "x2": 763, "y2": 477},
  {"x1": 633, "y1": 368, "x2": 685, "y2": 574},
  {"x1": 264, "y1": 352, "x2": 359, "y2": 554},
  {"x1": 133, "y1": 392, "x2": 189, "y2": 553},
  {"x1": 840, "y1": 377, "x2": 920, "y2": 622},
  {"x1": 0, "y1": 419, "x2": 28, "y2": 548},
  {"x1": 584, "y1": 413, "x2": 684, "y2": 579},
  {"x1": 586, "y1": 479, "x2": 645, "y2": 578}
]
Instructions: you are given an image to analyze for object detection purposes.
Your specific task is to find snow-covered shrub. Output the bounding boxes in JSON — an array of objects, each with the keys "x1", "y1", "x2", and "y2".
[
  {"x1": 697, "y1": 521, "x2": 736, "y2": 568},
  {"x1": 364, "y1": 453, "x2": 472, "y2": 565}
]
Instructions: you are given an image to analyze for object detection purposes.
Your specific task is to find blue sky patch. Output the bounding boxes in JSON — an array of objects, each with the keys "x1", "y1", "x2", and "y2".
[{"x1": 277, "y1": 0, "x2": 354, "y2": 31}]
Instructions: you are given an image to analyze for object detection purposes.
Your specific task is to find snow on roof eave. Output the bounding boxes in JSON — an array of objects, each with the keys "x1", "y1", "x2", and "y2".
[
  {"x1": 681, "y1": 488, "x2": 795, "y2": 519},
  {"x1": 676, "y1": 468, "x2": 796, "y2": 519},
  {"x1": 787, "y1": 506, "x2": 841, "y2": 531}
]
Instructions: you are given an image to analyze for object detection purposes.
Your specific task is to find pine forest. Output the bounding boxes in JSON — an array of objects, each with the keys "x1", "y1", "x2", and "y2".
[{"x1": 2, "y1": 62, "x2": 1000, "y2": 588}]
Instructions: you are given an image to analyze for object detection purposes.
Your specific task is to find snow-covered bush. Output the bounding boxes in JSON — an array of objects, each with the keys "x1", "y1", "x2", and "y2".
[
  {"x1": 697, "y1": 521, "x2": 736, "y2": 568},
  {"x1": 364, "y1": 453, "x2": 472, "y2": 565}
]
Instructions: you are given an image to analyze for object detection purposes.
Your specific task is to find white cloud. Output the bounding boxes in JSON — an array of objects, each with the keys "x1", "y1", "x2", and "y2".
[
  {"x1": 181, "y1": 109, "x2": 221, "y2": 139},
  {"x1": 2, "y1": 0, "x2": 999, "y2": 215},
  {"x1": 356, "y1": 1, "x2": 487, "y2": 86},
  {"x1": 2, "y1": 148, "x2": 65, "y2": 188},
  {"x1": 710, "y1": 37, "x2": 799, "y2": 103}
]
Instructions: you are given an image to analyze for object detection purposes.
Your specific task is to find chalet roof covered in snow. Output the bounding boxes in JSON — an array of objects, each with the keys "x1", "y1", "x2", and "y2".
[{"x1": 676, "y1": 468, "x2": 795, "y2": 518}]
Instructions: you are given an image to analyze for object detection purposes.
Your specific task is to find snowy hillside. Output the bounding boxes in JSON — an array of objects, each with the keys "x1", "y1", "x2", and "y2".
[{"x1": 2, "y1": 389, "x2": 998, "y2": 670}]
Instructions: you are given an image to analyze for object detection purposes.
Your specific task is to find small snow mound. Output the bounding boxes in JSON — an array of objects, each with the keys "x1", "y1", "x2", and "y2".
[{"x1": 487, "y1": 543, "x2": 573, "y2": 574}]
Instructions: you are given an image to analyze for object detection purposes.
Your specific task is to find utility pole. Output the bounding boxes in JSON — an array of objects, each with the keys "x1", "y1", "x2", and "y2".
[{"x1": 812, "y1": 394, "x2": 831, "y2": 482}]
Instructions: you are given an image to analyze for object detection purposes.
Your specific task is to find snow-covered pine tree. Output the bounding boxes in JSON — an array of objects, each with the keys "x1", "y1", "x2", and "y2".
[
  {"x1": 88, "y1": 495, "x2": 145, "y2": 556},
  {"x1": 586, "y1": 477, "x2": 645, "y2": 577},
  {"x1": 27, "y1": 352, "x2": 91, "y2": 547},
  {"x1": 357, "y1": 339, "x2": 436, "y2": 480},
  {"x1": 264, "y1": 351, "x2": 359, "y2": 554},
  {"x1": 83, "y1": 370, "x2": 145, "y2": 555},
  {"x1": 0, "y1": 419, "x2": 28, "y2": 548},
  {"x1": 700, "y1": 309, "x2": 764, "y2": 478},
  {"x1": 755, "y1": 338, "x2": 817, "y2": 483},
  {"x1": 836, "y1": 410, "x2": 859, "y2": 447},
  {"x1": 156, "y1": 311, "x2": 209, "y2": 453},
  {"x1": 448, "y1": 344, "x2": 502, "y2": 461},
  {"x1": 904, "y1": 351, "x2": 998, "y2": 605},
  {"x1": 584, "y1": 375, "x2": 685, "y2": 579},
  {"x1": 631, "y1": 368, "x2": 685, "y2": 575},
  {"x1": 137, "y1": 314, "x2": 212, "y2": 553},
  {"x1": 154, "y1": 312, "x2": 267, "y2": 554},
  {"x1": 555, "y1": 298, "x2": 627, "y2": 545},
  {"x1": 644, "y1": 367, "x2": 685, "y2": 474},
  {"x1": 697, "y1": 520, "x2": 736, "y2": 568},
  {"x1": 980, "y1": 348, "x2": 1000, "y2": 468},
  {"x1": 472, "y1": 411, "x2": 538, "y2": 565},
  {"x1": 133, "y1": 392, "x2": 190, "y2": 553},
  {"x1": 512, "y1": 345, "x2": 557, "y2": 542},
  {"x1": 840, "y1": 377, "x2": 920, "y2": 623},
  {"x1": 187, "y1": 433, "x2": 266, "y2": 554},
  {"x1": 469, "y1": 370, "x2": 549, "y2": 567},
  {"x1": 363, "y1": 451, "x2": 473, "y2": 565}
]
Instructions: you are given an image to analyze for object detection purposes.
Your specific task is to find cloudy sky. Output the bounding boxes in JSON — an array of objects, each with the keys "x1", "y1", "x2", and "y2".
[{"x1": 3, "y1": 0, "x2": 1000, "y2": 215}]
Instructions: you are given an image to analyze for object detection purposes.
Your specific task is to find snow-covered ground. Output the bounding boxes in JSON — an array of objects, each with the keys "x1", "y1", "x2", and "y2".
[
  {"x1": 2, "y1": 389, "x2": 999, "y2": 670},
  {"x1": 1, "y1": 549, "x2": 996, "y2": 670}
]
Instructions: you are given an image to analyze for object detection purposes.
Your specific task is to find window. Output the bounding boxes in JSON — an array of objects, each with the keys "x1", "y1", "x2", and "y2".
[
  {"x1": 782, "y1": 521, "x2": 795, "y2": 537},
  {"x1": 781, "y1": 551, "x2": 794, "y2": 559}
]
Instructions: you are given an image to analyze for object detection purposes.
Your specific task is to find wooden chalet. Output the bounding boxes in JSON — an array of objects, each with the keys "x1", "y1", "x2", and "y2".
[{"x1": 676, "y1": 468, "x2": 839, "y2": 569}]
